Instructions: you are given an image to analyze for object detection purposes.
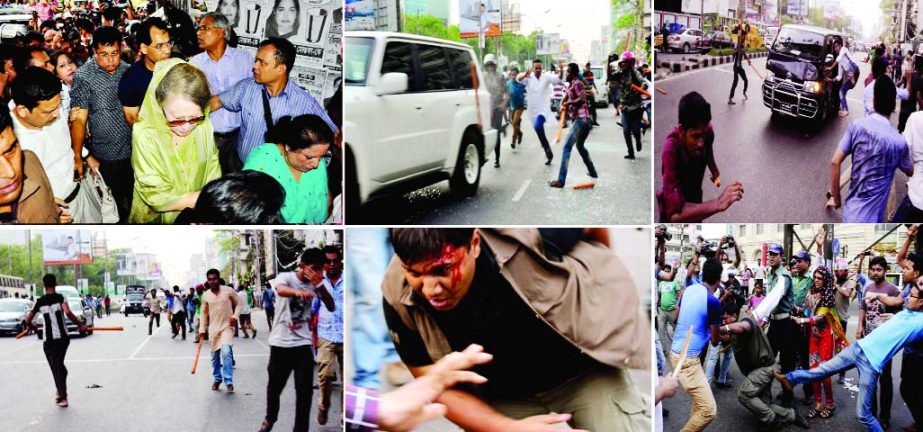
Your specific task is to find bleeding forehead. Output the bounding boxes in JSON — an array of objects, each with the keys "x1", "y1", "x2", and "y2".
[{"x1": 406, "y1": 245, "x2": 466, "y2": 272}]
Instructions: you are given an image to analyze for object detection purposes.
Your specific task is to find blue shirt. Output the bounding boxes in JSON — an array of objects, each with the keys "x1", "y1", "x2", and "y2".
[
  {"x1": 902, "y1": 285, "x2": 923, "y2": 357},
  {"x1": 218, "y1": 77, "x2": 337, "y2": 163},
  {"x1": 839, "y1": 113, "x2": 912, "y2": 222},
  {"x1": 261, "y1": 288, "x2": 275, "y2": 310},
  {"x1": 685, "y1": 274, "x2": 702, "y2": 288},
  {"x1": 189, "y1": 46, "x2": 254, "y2": 133},
  {"x1": 857, "y1": 309, "x2": 923, "y2": 372},
  {"x1": 311, "y1": 276, "x2": 343, "y2": 344},
  {"x1": 671, "y1": 283, "x2": 722, "y2": 357},
  {"x1": 507, "y1": 79, "x2": 525, "y2": 109}
]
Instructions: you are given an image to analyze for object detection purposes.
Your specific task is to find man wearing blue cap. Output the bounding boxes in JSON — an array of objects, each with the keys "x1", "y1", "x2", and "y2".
[{"x1": 759, "y1": 243, "x2": 797, "y2": 405}]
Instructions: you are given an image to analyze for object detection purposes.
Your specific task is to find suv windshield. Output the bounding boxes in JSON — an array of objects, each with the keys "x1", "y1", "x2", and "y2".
[
  {"x1": 772, "y1": 28, "x2": 825, "y2": 62},
  {"x1": 346, "y1": 37, "x2": 374, "y2": 86},
  {"x1": 0, "y1": 301, "x2": 25, "y2": 312}
]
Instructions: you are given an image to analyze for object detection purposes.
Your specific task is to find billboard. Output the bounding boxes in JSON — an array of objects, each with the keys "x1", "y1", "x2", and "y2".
[
  {"x1": 116, "y1": 254, "x2": 137, "y2": 276},
  {"x1": 787, "y1": 0, "x2": 807, "y2": 17},
  {"x1": 42, "y1": 230, "x2": 92, "y2": 265},
  {"x1": 459, "y1": 0, "x2": 501, "y2": 39},
  {"x1": 344, "y1": 0, "x2": 376, "y2": 31},
  {"x1": 193, "y1": 0, "x2": 342, "y2": 103},
  {"x1": 536, "y1": 33, "x2": 560, "y2": 55}
]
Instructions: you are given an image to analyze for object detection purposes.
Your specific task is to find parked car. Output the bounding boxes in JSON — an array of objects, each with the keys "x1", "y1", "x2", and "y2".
[
  {"x1": 36, "y1": 297, "x2": 94, "y2": 339},
  {"x1": 764, "y1": 26, "x2": 780, "y2": 50},
  {"x1": 762, "y1": 24, "x2": 844, "y2": 129},
  {"x1": 0, "y1": 298, "x2": 32, "y2": 335},
  {"x1": 590, "y1": 67, "x2": 609, "y2": 108},
  {"x1": 666, "y1": 28, "x2": 705, "y2": 54},
  {"x1": 55, "y1": 285, "x2": 80, "y2": 299},
  {"x1": 344, "y1": 32, "x2": 496, "y2": 212},
  {"x1": 704, "y1": 31, "x2": 734, "y2": 50}
]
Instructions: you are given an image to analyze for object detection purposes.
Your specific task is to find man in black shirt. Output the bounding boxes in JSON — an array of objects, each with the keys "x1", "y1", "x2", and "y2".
[
  {"x1": 382, "y1": 228, "x2": 649, "y2": 432},
  {"x1": 23, "y1": 274, "x2": 88, "y2": 408}
]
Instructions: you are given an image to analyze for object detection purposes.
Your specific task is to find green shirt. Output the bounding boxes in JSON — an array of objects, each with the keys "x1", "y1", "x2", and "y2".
[
  {"x1": 792, "y1": 272, "x2": 812, "y2": 308},
  {"x1": 658, "y1": 280, "x2": 680, "y2": 311},
  {"x1": 766, "y1": 265, "x2": 794, "y2": 315},
  {"x1": 243, "y1": 143, "x2": 328, "y2": 224}
]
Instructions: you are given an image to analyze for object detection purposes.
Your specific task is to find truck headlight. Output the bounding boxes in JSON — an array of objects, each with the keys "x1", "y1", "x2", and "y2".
[
  {"x1": 765, "y1": 70, "x2": 775, "y2": 82},
  {"x1": 803, "y1": 80, "x2": 823, "y2": 94}
]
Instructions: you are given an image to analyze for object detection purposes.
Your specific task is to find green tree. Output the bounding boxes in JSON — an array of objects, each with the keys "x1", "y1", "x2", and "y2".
[{"x1": 402, "y1": 14, "x2": 462, "y2": 42}]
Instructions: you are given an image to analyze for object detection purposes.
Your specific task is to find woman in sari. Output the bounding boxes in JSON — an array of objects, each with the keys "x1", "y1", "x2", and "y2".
[
  {"x1": 795, "y1": 266, "x2": 844, "y2": 419},
  {"x1": 130, "y1": 58, "x2": 221, "y2": 223}
]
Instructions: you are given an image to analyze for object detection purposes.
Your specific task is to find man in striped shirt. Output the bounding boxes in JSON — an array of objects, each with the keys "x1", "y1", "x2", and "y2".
[
  {"x1": 23, "y1": 274, "x2": 88, "y2": 408},
  {"x1": 210, "y1": 37, "x2": 336, "y2": 167}
]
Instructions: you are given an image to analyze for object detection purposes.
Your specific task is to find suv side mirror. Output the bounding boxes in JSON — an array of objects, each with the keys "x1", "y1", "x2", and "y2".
[{"x1": 376, "y1": 72, "x2": 409, "y2": 96}]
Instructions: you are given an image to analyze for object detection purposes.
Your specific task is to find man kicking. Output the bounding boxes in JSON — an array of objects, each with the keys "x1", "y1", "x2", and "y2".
[
  {"x1": 517, "y1": 59, "x2": 564, "y2": 166},
  {"x1": 776, "y1": 281, "x2": 923, "y2": 432}
]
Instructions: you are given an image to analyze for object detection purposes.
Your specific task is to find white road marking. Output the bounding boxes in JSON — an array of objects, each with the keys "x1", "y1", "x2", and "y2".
[
  {"x1": 253, "y1": 337, "x2": 271, "y2": 353},
  {"x1": 512, "y1": 179, "x2": 531, "y2": 202},
  {"x1": 128, "y1": 322, "x2": 163, "y2": 359}
]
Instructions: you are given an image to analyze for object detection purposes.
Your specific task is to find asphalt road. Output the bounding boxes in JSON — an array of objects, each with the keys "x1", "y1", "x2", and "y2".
[
  {"x1": 354, "y1": 106, "x2": 652, "y2": 225},
  {"x1": 653, "y1": 53, "x2": 911, "y2": 222},
  {"x1": 658, "y1": 303, "x2": 915, "y2": 432},
  {"x1": 0, "y1": 310, "x2": 341, "y2": 432}
]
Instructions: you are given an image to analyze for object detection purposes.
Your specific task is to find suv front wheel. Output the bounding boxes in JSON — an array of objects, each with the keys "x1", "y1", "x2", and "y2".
[{"x1": 449, "y1": 134, "x2": 482, "y2": 197}]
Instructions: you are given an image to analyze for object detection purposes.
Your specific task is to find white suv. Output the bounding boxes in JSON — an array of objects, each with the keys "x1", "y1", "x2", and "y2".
[{"x1": 344, "y1": 32, "x2": 497, "y2": 212}]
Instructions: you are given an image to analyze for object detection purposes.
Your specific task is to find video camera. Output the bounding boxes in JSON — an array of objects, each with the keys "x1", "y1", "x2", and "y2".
[
  {"x1": 696, "y1": 237, "x2": 719, "y2": 258},
  {"x1": 722, "y1": 235, "x2": 735, "y2": 248},
  {"x1": 655, "y1": 224, "x2": 672, "y2": 242}
]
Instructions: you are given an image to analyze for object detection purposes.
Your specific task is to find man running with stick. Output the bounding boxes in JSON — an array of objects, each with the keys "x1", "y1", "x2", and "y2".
[
  {"x1": 549, "y1": 63, "x2": 598, "y2": 188},
  {"x1": 23, "y1": 274, "x2": 88, "y2": 407},
  {"x1": 197, "y1": 268, "x2": 240, "y2": 392}
]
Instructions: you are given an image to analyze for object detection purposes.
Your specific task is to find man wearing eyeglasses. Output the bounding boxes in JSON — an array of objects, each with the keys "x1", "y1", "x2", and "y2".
[
  {"x1": 70, "y1": 26, "x2": 133, "y2": 223},
  {"x1": 190, "y1": 12, "x2": 254, "y2": 174},
  {"x1": 118, "y1": 18, "x2": 172, "y2": 126},
  {"x1": 895, "y1": 225, "x2": 923, "y2": 431}
]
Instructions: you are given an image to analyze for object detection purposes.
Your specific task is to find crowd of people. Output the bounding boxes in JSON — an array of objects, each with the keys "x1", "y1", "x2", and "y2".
[
  {"x1": 481, "y1": 51, "x2": 651, "y2": 187},
  {"x1": 654, "y1": 225, "x2": 923, "y2": 432},
  {"x1": 0, "y1": 0, "x2": 341, "y2": 224},
  {"x1": 22, "y1": 244, "x2": 346, "y2": 431}
]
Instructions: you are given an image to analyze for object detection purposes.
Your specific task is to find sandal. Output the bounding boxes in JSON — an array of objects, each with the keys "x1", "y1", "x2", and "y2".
[
  {"x1": 807, "y1": 408, "x2": 819, "y2": 419},
  {"x1": 820, "y1": 406, "x2": 835, "y2": 418},
  {"x1": 258, "y1": 419, "x2": 273, "y2": 432}
]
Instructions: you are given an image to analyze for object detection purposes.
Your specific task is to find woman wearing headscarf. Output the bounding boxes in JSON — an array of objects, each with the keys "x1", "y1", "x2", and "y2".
[
  {"x1": 130, "y1": 58, "x2": 221, "y2": 223},
  {"x1": 795, "y1": 266, "x2": 844, "y2": 419},
  {"x1": 243, "y1": 114, "x2": 331, "y2": 223}
]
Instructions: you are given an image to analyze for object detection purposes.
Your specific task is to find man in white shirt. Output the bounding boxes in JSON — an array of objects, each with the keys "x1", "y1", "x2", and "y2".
[
  {"x1": 10, "y1": 67, "x2": 95, "y2": 223},
  {"x1": 236, "y1": 285, "x2": 253, "y2": 338},
  {"x1": 517, "y1": 59, "x2": 564, "y2": 165},
  {"x1": 898, "y1": 110, "x2": 923, "y2": 220},
  {"x1": 827, "y1": 39, "x2": 859, "y2": 117}
]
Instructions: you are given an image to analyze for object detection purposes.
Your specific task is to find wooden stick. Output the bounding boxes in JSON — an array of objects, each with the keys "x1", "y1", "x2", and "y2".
[
  {"x1": 671, "y1": 326, "x2": 694, "y2": 378},
  {"x1": 15, "y1": 328, "x2": 29, "y2": 339},
  {"x1": 470, "y1": 62, "x2": 482, "y2": 128},
  {"x1": 655, "y1": 86, "x2": 668, "y2": 95},
  {"x1": 573, "y1": 182, "x2": 595, "y2": 190},
  {"x1": 554, "y1": 102, "x2": 567, "y2": 144},
  {"x1": 84, "y1": 326, "x2": 124, "y2": 331},
  {"x1": 630, "y1": 84, "x2": 651, "y2": 98},
  {"x1": 749, "y1": 63, "x2": 766, "y2": 80},
  {"x1": 191, "y1": 336, "x2": 204, "y2": 374}
]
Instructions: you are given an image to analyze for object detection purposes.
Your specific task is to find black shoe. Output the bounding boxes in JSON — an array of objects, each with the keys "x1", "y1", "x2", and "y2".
[
  {"x1": 588, "y1": 172, "x2": 598, "y2": 179},
  {"x1": 494, "y1": 161, "x2": 500, "y2": 168},
  {"x1": 545, "y1": 157, "x2": 552, "y2": 165},
  {"x1": 617, "y1": 122, "x2": 623, "y2": 127},
  {"x1": 716, "y1": 381, "x2": 734, "y2": 389},
  {"x1": 624, "y1": 154, "x2": 636, "y2": 159},
  {"x1": 728, "y1": 99, "x2": 736, "y2": 105},
  {"x1": 592, "y1": 122, "x2": 600, "y2": 126},
  {"x1": 636, "y1": 141, "x2": 642, "y2": 152},
  {"x1": 511, "y1": 142, "x2": 516, "y2": 149}
]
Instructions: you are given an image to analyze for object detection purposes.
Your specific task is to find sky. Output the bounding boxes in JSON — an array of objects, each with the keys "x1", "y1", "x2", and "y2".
[
  {"x1": 0, "y1": 227, "x2": 216, "y2": 288},
  {"x1": 841, "y1": 0, "x2": 882, "y2": 41},
  {"x1": 448, "y1": 0, "x2": 612, "y2": 62}
]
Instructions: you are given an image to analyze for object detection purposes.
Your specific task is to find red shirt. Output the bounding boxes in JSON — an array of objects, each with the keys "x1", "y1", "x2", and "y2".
[{"x1": 657, "y1": 124, "x2": 715, "y2": 222}]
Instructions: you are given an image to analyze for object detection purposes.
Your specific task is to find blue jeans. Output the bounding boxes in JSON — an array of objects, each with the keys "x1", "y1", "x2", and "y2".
[
  {"x1": 211, "y1": 344, "x2": 233, "y2": 386},
  {"x1": 787, "y1": 343, "x2": 881, "y2": 432},
  {"x1": 533, "y1": 114, "x2": 553, "y2": 159},
  {"x1": 347, "y1": 228, "x2": 399, "y2": 390},
  {"x1": 705, "y1": 343, "x2": 733, "y2": 384},
  {"x1": 556, "y1": 118, "x2": 596, "y2": 185},
  {"x1": 840, "y1": 78, "x2": 854, "y2": 112}
]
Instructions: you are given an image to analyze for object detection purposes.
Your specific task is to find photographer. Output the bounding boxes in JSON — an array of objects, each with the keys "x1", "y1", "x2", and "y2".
[
  {"x1": 655, "y1": 225, "x2": 677, "y2": 283},
  {"x1": 717, "y1": 235, "x2": 741, "y2": 268}
]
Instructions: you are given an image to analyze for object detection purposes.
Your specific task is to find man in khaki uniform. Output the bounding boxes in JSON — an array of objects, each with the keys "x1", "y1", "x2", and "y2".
[
  {"x1": 382, "y1": 228, "x2": 650, "y2": 432},
  {"x1": 198, "y1": 268, "x2": 240, "y2": 392}
]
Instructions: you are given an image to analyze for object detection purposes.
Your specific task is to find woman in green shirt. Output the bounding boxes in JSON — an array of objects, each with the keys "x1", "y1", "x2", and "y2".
[
  {"x1": 130, "y1": 59, "x2": 221, "y2": 223},
  {"x1": 242, "y1": 114, "x2": 332, "y2": 223}
]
